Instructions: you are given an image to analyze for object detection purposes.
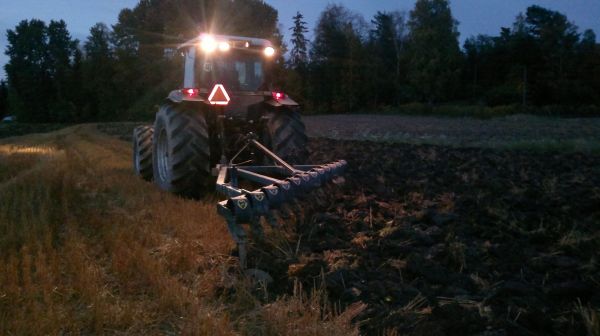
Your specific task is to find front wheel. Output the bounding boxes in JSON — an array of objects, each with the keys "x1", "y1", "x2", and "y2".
[{"x1": 152, "y1": 103, "x2": 211, "y2": 198}]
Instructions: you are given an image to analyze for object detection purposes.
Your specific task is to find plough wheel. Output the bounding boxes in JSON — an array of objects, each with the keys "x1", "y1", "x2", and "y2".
[{"x1": 152, "y1": 103, "x2": 211, "y2": 198}]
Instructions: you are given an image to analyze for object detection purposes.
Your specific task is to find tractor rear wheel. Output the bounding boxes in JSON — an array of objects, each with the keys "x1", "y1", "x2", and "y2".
[
  {"x1": 264, "y1": 108, "x2": 308, "y2": 164},
  {"x1": 152, "y1": 103, "x2": 211, "y2": 198},
  {"x1": 133, "y1": 125, "x2": 154, "y2": 181}
]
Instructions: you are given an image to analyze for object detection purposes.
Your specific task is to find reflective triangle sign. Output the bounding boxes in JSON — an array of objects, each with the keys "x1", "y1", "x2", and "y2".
[{"x1": 208, "y1": 84, "x2": 231, "y2": 105}]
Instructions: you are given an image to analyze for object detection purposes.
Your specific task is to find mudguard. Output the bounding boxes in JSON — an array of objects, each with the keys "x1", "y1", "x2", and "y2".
[
  {"x1": 167, "y1": 89, "x2": 206, "y2": 104},
  {"x1": 264, "y1": 96, "x2": 299, "y2": 107}
]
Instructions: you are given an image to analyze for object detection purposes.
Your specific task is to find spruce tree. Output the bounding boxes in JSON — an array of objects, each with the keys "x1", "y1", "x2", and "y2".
[
  {"x1": 0, "y1": 80, "x2": 8, "y2": 118},
  {"x1": 289, "y1": 12, "x2": 309, "y2": 68},
  {"x1": 407, "y1": 0, "x2": 461, "y2": 103}
]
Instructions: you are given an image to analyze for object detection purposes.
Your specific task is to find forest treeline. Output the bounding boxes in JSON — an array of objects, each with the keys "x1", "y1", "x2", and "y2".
[{"x1": 1, "y1": 0, "x2": 599, "y2": 122}]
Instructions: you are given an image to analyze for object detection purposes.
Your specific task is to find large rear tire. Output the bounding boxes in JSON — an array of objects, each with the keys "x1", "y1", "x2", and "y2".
[
  {"x1": 152, "y1": 103, "x2": 211, "y2": 198},
  {"x1": 264, "y1": 108, "x2": 308, "y2": 164},
  {"x1": 133, "y1": 125, "x2": 154, "y2": 181}
]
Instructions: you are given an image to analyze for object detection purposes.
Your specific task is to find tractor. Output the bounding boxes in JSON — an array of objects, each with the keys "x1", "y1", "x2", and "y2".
[{"x1": 132, "y1": 34, "x2": 346, "y2": 268}]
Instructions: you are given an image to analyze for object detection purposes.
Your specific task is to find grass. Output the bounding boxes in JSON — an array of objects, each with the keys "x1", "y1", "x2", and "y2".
[{"x1": 0, "y1": 125, "x2": 362, "y2": 335}]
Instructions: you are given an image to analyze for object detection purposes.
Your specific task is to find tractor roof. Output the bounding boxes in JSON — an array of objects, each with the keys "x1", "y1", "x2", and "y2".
[{"x1": 178, "y1": 33, "x2": 273, "y2": 50}]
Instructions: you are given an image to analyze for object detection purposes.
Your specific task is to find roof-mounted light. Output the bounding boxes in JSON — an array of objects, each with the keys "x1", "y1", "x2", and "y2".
[
  {"x1": 218, "y1": 41, "x2": 230, "y2": 52},
  {"x1": 264, "y1": 46, "x2": 275, "y2": 57},
  {"x1": 200, "y1": 35, "x2": 217, "y2": 53}
]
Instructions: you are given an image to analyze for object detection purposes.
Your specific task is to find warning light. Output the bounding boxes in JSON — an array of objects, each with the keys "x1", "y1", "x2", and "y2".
[
  {"x1": 182, "y1": 88, "x2": 199, "y2": 97},
  {"x1": 272, "y1": 92, "x2": 285, "y2": 100},
  {"x1": 208, "y1": 84, "x2": 231, "y2": 105}
]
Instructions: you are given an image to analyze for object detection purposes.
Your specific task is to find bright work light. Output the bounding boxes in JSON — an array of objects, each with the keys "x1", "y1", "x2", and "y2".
[
  {"x1": 200, "y1": 35, "x2": 217, "y2": 53},
  {"x1": 264, "y1": 46, "x2": 275, "y2": 57},
  {"x1": 218, "y1": 41, "x2": 230, "y2": 52}
]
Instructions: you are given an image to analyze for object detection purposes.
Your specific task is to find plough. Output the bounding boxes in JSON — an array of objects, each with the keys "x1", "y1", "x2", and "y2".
[{"x1": 215, "y1": 133, "x2": 346, "y2": 268}]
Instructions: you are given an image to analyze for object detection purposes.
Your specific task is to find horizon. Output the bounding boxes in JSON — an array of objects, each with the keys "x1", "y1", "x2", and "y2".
[{"x1": 1, "y1": 0, "x2": 599, "y2": 80}]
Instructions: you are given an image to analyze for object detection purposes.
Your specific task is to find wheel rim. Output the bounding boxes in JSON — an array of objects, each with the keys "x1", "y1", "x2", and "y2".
[{"x1": 156, "y1": 129, "x2": 169, "y2": 182}]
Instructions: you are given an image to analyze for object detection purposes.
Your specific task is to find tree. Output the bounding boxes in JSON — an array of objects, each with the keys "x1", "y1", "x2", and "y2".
[
  {"x1": 406, "y1": 0, "x2": 462, "y2": 103},
  {"x1": 46, "y1": 20, "x2": 79, "y2": 120},
  {"x1": 310, "y1": 4, "x2": 368, "y2": 112},
  {"x1": 500, "y1": 14, "x2": 543, "y2": 105},
  {"x1": 0, "y1": 80, "x2": 8, "y2": 118},
  {"x1": 69, "y1": 48, "x2": 85, "y2": 119},
  {"x1": 4, "y1": 19, "x2": 52, "y2": 122},
  {"x1": 285, "y1": 12, "x2": 310, "y2": 105},
  {"x1": 523, "y1": 6, "x2": 580, "y2": 104},
  {"x1": 4, "y1": 19, "x2": 79, "y2": 122},
  {"x1": 576, "y1": 29, "x2": 600, "y2": 104},
  {"x1": 289, "y1": 12, "x2": 309, "y2": 68},
  {"x1": 463, "y1": 34, "x2": 494, "y2": 102},
  {"x1": 579, "y1": 29, "x2": 596, "y2": 53},
  {"x1": 369, "y1": 11, "x2": 407, "y2": 105},
  {"x1": 82, "y1": 23, "x2": 119, "y2": 120}
]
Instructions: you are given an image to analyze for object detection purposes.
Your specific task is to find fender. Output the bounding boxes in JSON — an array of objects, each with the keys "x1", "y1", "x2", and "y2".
[
  {"x1": 167, "y1": 89, "x2": 206, "y2": 104},
  {"x1": 264, "y1": 95, "x2": 299, "y2": 107}
]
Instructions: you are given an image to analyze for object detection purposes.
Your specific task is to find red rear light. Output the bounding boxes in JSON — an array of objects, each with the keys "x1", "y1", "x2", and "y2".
[
  {"x1": 182, "y1": 88, "x2": 199, "y2": 97},
  {"x1": 272, "y1": 92, "x2": 285, "y2": 100}
]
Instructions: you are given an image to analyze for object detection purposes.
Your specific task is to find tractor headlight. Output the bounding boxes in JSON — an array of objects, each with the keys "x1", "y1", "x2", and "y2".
[
  {"x1": 264, "y1": 46, "x2": 275, "y2": 57},
  {"x1": 200, "y1": 35, "x2": 217, "y2": 53}
]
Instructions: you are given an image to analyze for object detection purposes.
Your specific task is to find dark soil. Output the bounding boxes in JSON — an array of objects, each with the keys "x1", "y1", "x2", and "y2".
[{"x1": 251, "y1": 138, "x2": 600, "y2": 335}]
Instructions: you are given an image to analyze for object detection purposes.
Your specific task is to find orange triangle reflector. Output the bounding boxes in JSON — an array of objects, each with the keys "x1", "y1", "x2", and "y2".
[{"x1": 208, "y1": 84, "x2": 231, "y2": 105}]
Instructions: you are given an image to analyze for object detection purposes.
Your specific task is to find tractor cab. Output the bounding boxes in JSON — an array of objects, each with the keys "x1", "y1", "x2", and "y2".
[
  {"x1": 181, "y1": 34, "x2": 275, "y2": 90},
  {"x1": 167, "y1": 34, "x2": 295, "y2": 118},
  {"x1": 192, "y1": 34, "x2": 272, "y2": 92}
]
